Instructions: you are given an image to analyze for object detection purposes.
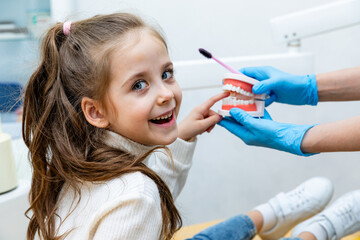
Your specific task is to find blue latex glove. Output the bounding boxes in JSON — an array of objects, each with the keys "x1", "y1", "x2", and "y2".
[
  {"x1": 239, "y1": 66, "x2": 318, "y2": 106},
  {"x1": 218, "y1": 108, "x2": 316, "y2": 156}
]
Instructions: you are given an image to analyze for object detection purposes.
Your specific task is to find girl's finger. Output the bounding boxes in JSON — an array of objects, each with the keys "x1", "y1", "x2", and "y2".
[
  {"x1": 206, "y1": 124, "x2": 215, "y2": 133},
  {"x1": 201, "y1": 112, "x2": 222, "y2": 131},
  {"x1": 208, "y1": 109, "x2": 219, "y2": 117},
  {"x1": 198, "y1": 92, "x2": 230, "y2": 112},
  {"x1": 207, "y1": 110, "x2": 223, "y2": 131}
]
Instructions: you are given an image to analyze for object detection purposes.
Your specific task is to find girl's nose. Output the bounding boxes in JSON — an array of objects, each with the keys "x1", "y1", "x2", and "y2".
[{"x1": 157, "y1": 85, "x2": 174, "y2": 105}]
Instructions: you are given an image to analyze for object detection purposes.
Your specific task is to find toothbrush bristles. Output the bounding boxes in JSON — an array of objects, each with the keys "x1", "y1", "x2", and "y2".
[
  {"x1": 198, "y1": 48, "x2": 212, "y2": 59},
  {"x1": 198, "y1": 47, "x2": 240, "y2": 74}
]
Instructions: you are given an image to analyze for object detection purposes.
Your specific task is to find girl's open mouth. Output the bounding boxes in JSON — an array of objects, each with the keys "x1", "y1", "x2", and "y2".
[{"x1": 150, "y1": 111, "x2": 174, "y2": 125}]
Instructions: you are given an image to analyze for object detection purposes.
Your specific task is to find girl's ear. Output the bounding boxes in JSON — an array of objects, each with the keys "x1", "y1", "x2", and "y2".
[{"x1": 81, "y1": 97, "x2": 109, "y2": 128}]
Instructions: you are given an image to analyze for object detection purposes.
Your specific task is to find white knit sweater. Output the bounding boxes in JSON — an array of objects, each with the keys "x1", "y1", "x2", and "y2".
[{"x1": 55, "y1": 131, "x2": 196, "y2": 240}]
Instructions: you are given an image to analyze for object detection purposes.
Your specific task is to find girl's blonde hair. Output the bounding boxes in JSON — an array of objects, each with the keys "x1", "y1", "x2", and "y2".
[{"x1": 23, "y1": 13, "x2": 181, "y2": 240}]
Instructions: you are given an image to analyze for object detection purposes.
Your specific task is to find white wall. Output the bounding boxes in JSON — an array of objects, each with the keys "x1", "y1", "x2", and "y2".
[
  {"x1": 74, "y1": 0, "x2": 360, "y2": 71},
  {"x1": 14, "y1": 0, "x2": 360, "y2": 226}
]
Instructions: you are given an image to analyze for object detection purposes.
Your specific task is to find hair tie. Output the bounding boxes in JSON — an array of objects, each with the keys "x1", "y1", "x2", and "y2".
[{"x1": 63, "y1": 21, "x2": 72, "y2": 36}]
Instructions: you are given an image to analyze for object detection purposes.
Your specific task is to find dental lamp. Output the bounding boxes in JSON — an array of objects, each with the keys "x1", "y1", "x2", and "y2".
[{"x1": 270, "y1": 0, "x2": 360, "y2": 50}]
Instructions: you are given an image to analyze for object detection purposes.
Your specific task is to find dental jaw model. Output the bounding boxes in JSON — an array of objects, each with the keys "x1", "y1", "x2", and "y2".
[
  {"x1": 219, "y1": 73, "x2": 265, "y2": 117},
  {"x1": 198, "y1": 48, "x2": 265, "y2": 117}
]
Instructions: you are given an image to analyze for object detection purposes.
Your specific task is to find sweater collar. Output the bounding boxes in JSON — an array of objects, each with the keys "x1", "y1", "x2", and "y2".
[{"x1": 103, "y1": 130, "x2": 158, "y2": 157}]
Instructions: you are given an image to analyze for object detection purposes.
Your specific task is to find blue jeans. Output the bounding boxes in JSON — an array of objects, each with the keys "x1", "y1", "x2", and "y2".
[{"x1": 186, "y1": 214, "x2": 302, "y2": 240}]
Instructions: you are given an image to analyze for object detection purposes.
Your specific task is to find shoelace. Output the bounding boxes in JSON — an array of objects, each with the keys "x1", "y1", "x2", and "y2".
[
  {"x1": 287, "y1": 186, "x2": 311, "y2": 210},
  {"x1": 333, "y1": 202, "x2": 355, "y2": 228}
]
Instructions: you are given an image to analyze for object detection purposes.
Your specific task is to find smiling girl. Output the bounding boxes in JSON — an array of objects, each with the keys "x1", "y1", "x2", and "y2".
[{"x1": 22, "y1": 13, "x2": 228, "y2": 240}]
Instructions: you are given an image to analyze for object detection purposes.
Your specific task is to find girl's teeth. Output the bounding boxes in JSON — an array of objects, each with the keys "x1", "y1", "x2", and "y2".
[{"x1": 153, "y1": 112, "x2": 172, "y2": 120}]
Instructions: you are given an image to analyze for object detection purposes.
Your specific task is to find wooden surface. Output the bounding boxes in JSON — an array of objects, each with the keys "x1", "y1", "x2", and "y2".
[{"x1": 172, "y1": 219, "x2": 360, "y2": 240}]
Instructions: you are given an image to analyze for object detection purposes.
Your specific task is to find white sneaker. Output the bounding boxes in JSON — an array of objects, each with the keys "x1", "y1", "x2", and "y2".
[
  {"x1": 291, "y1": 190, "x2": 360, "y2": 240},
  {"x1": 259, "y1": 177, "x2": 333, "y2": 240}
]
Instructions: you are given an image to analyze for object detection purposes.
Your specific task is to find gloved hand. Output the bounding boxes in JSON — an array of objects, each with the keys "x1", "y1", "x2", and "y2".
[
  {"x1": 239, "y1": 66, "x2": 318, "y2": 106},
  {"x1": 218, "y1": 108, "x2": 316, "y2": 156}
]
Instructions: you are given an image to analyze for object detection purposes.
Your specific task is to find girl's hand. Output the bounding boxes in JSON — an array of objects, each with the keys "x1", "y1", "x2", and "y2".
[{"x1": 178, "y1": 92, "x2": 230, "y2": 141}]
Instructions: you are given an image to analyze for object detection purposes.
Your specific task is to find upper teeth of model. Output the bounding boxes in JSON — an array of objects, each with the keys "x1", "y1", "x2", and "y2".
[
  {"x1": 223, "y1": 84, "x2": 254, "y2": 97},
  {"x1": 153, "y1": 112, "x2": 172, "y2": 120}
]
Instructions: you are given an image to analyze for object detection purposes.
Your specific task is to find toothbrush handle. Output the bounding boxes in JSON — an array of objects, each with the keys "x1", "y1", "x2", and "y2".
[{"x1": 212, "y1": 56, "x2": 239, "y2": 74}]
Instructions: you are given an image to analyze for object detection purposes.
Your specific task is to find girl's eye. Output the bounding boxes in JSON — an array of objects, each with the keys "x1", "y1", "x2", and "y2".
[
  {"x1": 162, "y1": 70, "x2": 173, "y2": 80},
  {"x1": 132, "y1": 80, "x2": 148, "y2": 91}
]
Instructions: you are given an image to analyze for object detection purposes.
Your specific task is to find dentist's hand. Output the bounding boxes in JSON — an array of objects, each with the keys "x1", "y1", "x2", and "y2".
[
  {"x1": 218, "y1": 108, "x2": 316, "y2": 156},
  {"x1": 239, "y1": 66, "x2": 318, "y2": 106}
]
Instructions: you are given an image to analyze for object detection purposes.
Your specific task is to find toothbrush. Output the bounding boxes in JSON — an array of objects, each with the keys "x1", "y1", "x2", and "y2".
[
  {"x1": 198, "y1": 48, "x2": 245, "y2": 75},
  {"x1": 199, "y1": 48, "x2": 267, "y2": 101}
]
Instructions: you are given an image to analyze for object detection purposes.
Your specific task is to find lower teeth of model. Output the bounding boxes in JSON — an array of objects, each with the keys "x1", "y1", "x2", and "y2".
[{"x1": 223, "y1": 98, "x2": 254, "y2": 105}]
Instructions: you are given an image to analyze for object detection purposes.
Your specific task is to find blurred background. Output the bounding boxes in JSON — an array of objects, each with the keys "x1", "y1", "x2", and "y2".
[{"x1": 1, "y1": 0, "x2": 360, "y2": 238}]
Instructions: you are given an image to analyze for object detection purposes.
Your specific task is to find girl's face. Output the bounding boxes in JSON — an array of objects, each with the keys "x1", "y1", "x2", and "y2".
[{"x1": 104, "y1": 31, "x2": 182, "y2": 146}]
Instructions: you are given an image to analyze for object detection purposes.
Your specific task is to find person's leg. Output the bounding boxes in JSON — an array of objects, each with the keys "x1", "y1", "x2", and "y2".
[
  {"x1": 291, "y1": 190, "x2": 360, "y2": 240},
  {"x1": 246, "y1": 210, "x2": 264, "y2": 233},
  {"x1": 247, "y1": 211, "x2": 317, "y2": 240},
  {"x1": 187, "y1": 177, "x2": 333, "y2": 240},
  {"x1": 187, "y1": 214, "x2": 257, "y2": 240}
]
